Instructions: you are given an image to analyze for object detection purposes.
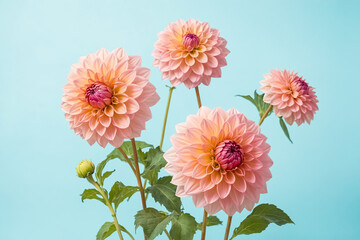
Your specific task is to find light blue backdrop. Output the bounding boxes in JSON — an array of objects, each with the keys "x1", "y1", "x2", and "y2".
[{"x1": 1, "y1": 0, "x2": 359, "y2": 239}]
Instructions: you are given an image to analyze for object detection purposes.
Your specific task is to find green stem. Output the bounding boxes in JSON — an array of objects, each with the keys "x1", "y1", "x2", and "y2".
[
  {"x1": 258, "y1": 105, "x2": 273, "y2": 126},
  {"x1": 165, "y1": 229, "x2": 172, "y2": 240},
  {"x1": 223, "y1": 216, "x2": 232, "y2": 240},
  {"x1": 195, "y1": 86, "x2": 202, "y2": 108},
  {"x1": 87, "y1": 175, "x2": 124, "y2": 240},
  {"x1": 201, "y1": 210, "x2": 207, "y2": 240},
  {"x1": 160, "y1": 87, "x2": 175, "y2": 150},
  {"x1": 118, "y1": 147, "x2": 136, "y2": 175},
  {"x1": 130, "y1": 138, "x2": 148, "y2": 240}
]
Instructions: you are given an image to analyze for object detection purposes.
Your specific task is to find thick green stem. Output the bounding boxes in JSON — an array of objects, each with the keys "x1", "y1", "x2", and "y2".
[
  {"x1": 223, "y1": 216, "x2": 232, "y2": 240},
  {"x1": 160, "y1": 87, "x2": 175, "y2": 150},
  {"x1": 258, "y1": 105, "x2": 273, "y2": 126},
  {"x1": 87, "y1": 175, "x2": 124, "y2": 240}
]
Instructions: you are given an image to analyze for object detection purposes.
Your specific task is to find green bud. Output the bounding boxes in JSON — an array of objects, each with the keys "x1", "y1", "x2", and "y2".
[{"x1": 76, "y1": 159, "x2": 95, "y2": 178}]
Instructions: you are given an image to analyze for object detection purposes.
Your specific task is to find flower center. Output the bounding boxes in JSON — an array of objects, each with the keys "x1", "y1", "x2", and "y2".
[
  {"x1": 290, "y1": 78, "x2": 309, "y2": 98},
  {"x1": 215, "y1": 140, "x2": 244, "y2": 170},
  {"x1": 182, "y1": 33, "x2": 200, "y2": 51},
  {"x1": 85, "y1": 82, "x2": 112, "y2": 108}
]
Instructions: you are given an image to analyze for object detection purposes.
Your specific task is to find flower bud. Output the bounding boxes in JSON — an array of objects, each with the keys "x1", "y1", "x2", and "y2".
[{"x1": 76, "y1": 159, "x2": 95, "y2": 178}]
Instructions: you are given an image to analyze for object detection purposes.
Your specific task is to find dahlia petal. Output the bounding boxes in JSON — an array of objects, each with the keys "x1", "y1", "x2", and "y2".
[
  {"x1": 217, "y1": 180, "x2": 231, "y2": 199},
  {"x1": 211, "y1": 171, "x2": 223, "y2": 185},
  {"x1": 112, "y1": 114, "x2": 130, "y2": 128},
  {"x1": 125, "y1": 84, "x2": 143, "y2": 98},
  {"x1": 124, "y1": 98, "x2": 140, "y2": 114},
  {"x1": 224, "y1": 171, "x2": 236, "y2": 184},
  {"x1": 204, "y1": 187, "x2": 219, "y2": 204},
  {"x1": 184, "y1": 178, "x2": 203, "y2": 194},
  {"x1": 192, "y1": 164, "x2": 208, "y2": 179},
  {"x1": 192, "y1": 61, "x2": 204, "y2": 75},
  {"x1": 128, "y1": 56, "x2": 142, "y2": 67},
  {"x1": 233, "y1": 177, "x2": 246, "y2": 192},
  {"x1": 197, "y1": 52, "x2": 208, "y2": 63},
  {"x1": 99, "y1": 114, "x2": 111, "y2": 127},
  {"x1": 204, "y1": 201, "x2": 222, "y2": 215},
  {"x1": 192, "y1": 193, "x2": 207, "y2": 208}
]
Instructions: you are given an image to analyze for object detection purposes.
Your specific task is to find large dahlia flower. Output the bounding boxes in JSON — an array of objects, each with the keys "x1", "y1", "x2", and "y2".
[
  {"x1": 61, "y1": 48, "x2": 160, "y2": 148},
  {"x1": 152, "y1": 19, "x2": 230, "y2": 89},
  {"x1": 260, "y1": 69, "x2": 319, "y2": 126},
  {"x1": 164, "y1": 107, "x2": 272, "y2": 216}
]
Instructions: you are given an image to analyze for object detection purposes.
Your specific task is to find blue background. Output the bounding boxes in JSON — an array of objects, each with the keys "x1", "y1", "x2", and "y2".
[{"x1": 1, "y1": 0, "x2": 359, "y2": 239}]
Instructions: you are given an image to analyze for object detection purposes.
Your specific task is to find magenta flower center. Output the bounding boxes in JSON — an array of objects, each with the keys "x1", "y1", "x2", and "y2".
[
  {"x1": 85, "y1": 82, "x2": 112, "y2": 108},
  {"x1": 215, "y1": 140, "x2": 244, "y2": 170},
  {"x1": 294, "y1": 78, "x2": 309, "y2": 93},
  {"x1": 183, "y1": 33, "x2": 200, "y2": 51}
]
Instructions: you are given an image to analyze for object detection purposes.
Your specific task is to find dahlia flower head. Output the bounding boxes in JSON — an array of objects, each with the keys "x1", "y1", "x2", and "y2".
[
  {"x1": 260, "y1": 69, "x2": 319, "y2": 126},
  {"x1": 152, "y1": 19, "x2": 230, "y2": 89},
  {"x1": 164, "y1": 107, "x2": 273, "y2": 216},
  {"x1": 61, "y1": 48, "x2": 160, "y2": 148}
]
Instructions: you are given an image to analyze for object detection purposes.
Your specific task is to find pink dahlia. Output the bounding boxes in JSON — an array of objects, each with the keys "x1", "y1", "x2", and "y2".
[
  {"x1": 152, "y1": 19, "x2": 230, "y2": 89},
  {"x1": 164, "y1": 107, "x2": 272, "y2": 216},
  {"x1": 260, "y1": 69, "x2": 319, "y2": 125},
  {"x1": 61, "y1": 48, "x2": 160, "y2": 148}
]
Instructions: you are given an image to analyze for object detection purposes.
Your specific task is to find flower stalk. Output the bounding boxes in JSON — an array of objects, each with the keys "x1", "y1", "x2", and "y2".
[
  {"x1": 258, "y1": 105, "x2": 273, "y2": 126},
  {"x1": 223, "y1": 216, "x2": 232, "y2": 240},
  {"x1": 160, "y1": 86, "x2": 175, "y2": 150},
  {"x1": 201, "y1": 210, "x2": 208, "y2": 240},
  {"x1": 86, "y1": 175, "x2": 124, "y2": 240},
  {"x1": 195, "y1": 86, "x2": 202, "y2": 108}
]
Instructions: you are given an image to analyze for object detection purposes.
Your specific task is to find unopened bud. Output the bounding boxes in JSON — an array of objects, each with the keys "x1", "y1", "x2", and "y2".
[{"x1": 76, "y1": 159, "x2": 95, "y2": 178}]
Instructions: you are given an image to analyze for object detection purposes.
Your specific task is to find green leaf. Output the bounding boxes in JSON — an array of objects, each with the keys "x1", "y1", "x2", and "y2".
[
  {"x1": 95, "y1": 158, "x2": 114, "y2": 186},
  {"x1": 237, "y1": 90, "x2": 272, "y2": 119},
  {"x1": 279, "y1": 117, "x2": 293, "y2": 143},
  {"x1": 109, "y1": 181, "x2": 139, "y2": 210},
  {"x1": 106, "y1": 141, "x2": 153, "y2": 165},
  {"x1": 230, "y1": 204, "x2": 294, "y2": 239},
  {"x1": 170, "y1": 213, "x2": 197, "y2": 240},
  {"x1": 81, "y1": 189, "x2": 105, "y2": 204},
  {"x1": 142, "y1": 147, "x2": 167, "y2": 185},
  {"x1": 97, "y1": 222, "x2": 116, "y2": 240},
  {"x1": 103, "y1": 170, "x2": 115, "y2": 180},
  {"x1": 197, "y1": 216, "x2": 222, "y2": 230},
  {"x1": 96, "y1": 222, "x2": 135, "y2": 240},
  {"x1": 147, "y1": 176, "x2": 182, "y2": 213},
  {"x1": 135, "y1": 208, "x2": 175, "y2": 240}
]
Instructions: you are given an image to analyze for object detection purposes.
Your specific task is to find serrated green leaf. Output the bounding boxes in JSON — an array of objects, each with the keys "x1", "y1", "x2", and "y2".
[
  {"x1": 230, "y1": 204, "x2": 294, "y2": 239},
  {"x1": 279, "y1": 117, "x2": 293, "y2": 143},
  {"x1": 81, "y1": 189, "x2": 105, "y2": 204},
  {"x1": 170, "y1": 213, "x2": 197, "y2": 240},
  {"x1": 197, "y1": 216, "x2": 222, "y2": 230},
  {"x1": 142, "y1": 147, "x2": 167, "y2": 185},
  {"x1": 97, "y1": 222, "x2": 116, "y2": 240},
  {"x1": 106, "y1": 141, "x2": 153, "y2": 165},
  {"x1": 236, "y1": 94, "x2": 256, "y2": 106},
  {"x1": 96, "y1": 222, "x2": 135, "y2": 240},
  {"x1": 109, "y1": 181, "x2": 138, "y2": 210},
  {"x1": 237, "y1": 90, "x2": 272, "y2": 119},
  {"x1": 135, "y1": 208, "x2": 175, "y2": 240},
  {"x1": 147, "y1": 176, "x2": 181, "y2": 213}
]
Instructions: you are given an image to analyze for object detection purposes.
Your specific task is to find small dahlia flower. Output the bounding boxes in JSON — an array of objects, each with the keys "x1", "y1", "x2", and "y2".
[
  {"x1": 164, "y1": 107, "x2": 272, "y2": 216},
  {"x1": 61, "y1": 48, "x2": 160, "y2": 148},
  {"x1": 260, "y1": 69, "x2": 319, "y2": 125},
  {"x1": 152, "y1": 19, "x2": 230, "y2": 89}
]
